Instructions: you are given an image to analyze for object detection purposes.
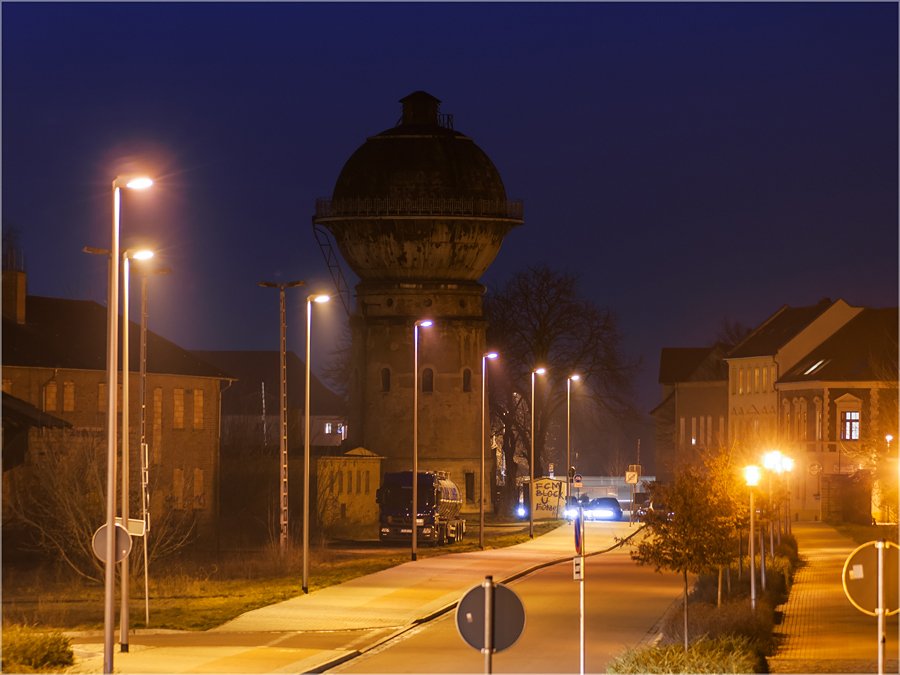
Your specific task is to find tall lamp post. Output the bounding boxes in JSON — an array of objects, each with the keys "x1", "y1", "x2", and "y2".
[
  {"x1": 104, "y1": 175, "x2": 152, "y2": 674},
  {"x1": 529, "y1": 367, "x2": 546, "y2": 539},
  {"x1": 136, "y1": 263, "x2": 171, "y2": 627},
  {"x1": 764, "y1": 450, "x2": 782, "y2": 556},
  {"x1": 781, "y1": 456, "x2": 794, "y2": 536},
  {"x1": 745, "y1": 465, "x2": 760, "y2": 611},
  {"x1": 119, "y1": 248, "x2": 154, "y2": 653},
  {"x1": 412, "y1": 319, "x2": 433, "y2": 561},
  {"x1": 303, "y1": 293, "x2": 330, "y2": 593},
  {"x1": 259, "y1": 280, "x2": 307, "y2": 553},
  {"x1": 567, "y1": 374, "x2": 580, "y2": 508},
  {"x1": 480, "y1": 352, "x2": 498, "y2": 549}
]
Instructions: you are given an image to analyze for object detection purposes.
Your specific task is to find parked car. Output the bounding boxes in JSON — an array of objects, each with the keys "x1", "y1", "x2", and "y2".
[
  {"x1": 585, "y1": 497, "x2": 623, "y2": 522},
  {"x1": 637, "y1": 500, "x2": 673, "y2": 521}
]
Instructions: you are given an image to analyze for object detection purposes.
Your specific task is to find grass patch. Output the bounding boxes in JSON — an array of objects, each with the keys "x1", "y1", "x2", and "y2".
[
  {"x1": 1, "y1": 624, "x2": 74, "y2": 673},
  {"x1": 827, "y1": 521, "x2": 898, "y2": 546},
  {"x1": 607, "y1": 635, "x2": 767, "y2": 674},
  {"x1": 3, "y1": 520, "x2": 564, "y2": 632}
]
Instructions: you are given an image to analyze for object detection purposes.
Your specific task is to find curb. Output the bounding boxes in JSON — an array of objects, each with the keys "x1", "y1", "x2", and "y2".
[{"x1": 306, "y1": 525, "x2": 647, "y2": 673}]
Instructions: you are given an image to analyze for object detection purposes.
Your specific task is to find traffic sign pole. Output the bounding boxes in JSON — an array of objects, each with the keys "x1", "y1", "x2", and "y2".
[
  {"x1": 878, "y1": 541, "x2": 884, "y2": 675},
  {"x1": 579, "y1": 506, "x2": 585, "y2": 675},
  {"x1": 483, "y1": 576, "x2": 493, "y2": 675}
]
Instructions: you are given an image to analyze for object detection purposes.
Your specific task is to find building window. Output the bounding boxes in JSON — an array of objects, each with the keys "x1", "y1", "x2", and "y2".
[
  {"x1": 194, "y1": 468, "x2": 205, "y2": 509},
  {"x1": 754, "y1": 368, "x2": 759, "y2": 393},
  {"x1": 45, "y1": 381, "x2": 57, "y2": 411},
  {"x1": 193, "y1": 389, "x2": 204, "y2": 429},
  {"x1": 691, "y1": 417, "x2": 697, "y2": 446},
  {"x1": 347, "y1": 470, "x2": 353, "y2": 493},
  {"x1": 99, "y1": 383, "x2": 107, "y2": 413},
  {"x1": 338, "y1": 471, "x2": 344, "y2": 494},
  {"x1": 174, "y1": 389, "x2": 184, "y2": 429},
  {"x1": 698, "y1": 416, "x2": 705, "y2": 447},
  {"x1": 2, "y1": 379, "x2": 11, "y2": 395},
  {"x1": 815, "y1": 398, "x2": 823, "y2": 441},
  {"x1": 739, "y1": 370, "x2": 744, "y2": 395},
  {"x1": 707, "y1": 416, "x2": 712, "y2": 446},
  {"x1": 381, "y1": 368, "x2": 391, "y2": 392},
  {"x1": 465, "y1": 472, "x2": 475, "y2": 502},
  {"x1": 422, "y1": 368, "x2": 434, "y2": 393},
  {"x1": 719, "y1": 416, "x2": 725, "y2": 445},
  {"x1": 762, "y1": 367, "x2": 768, "y2": 393},
  {"x1": 770, "y1": 366, "x2": 776, "y2": 389},
  {"x1": 326, "y1": 423, "x2": 333, "y2": 434},
  {"x1": 62, "y1": 382, "x2": 75, "y2": 412},
  {"x1": 463, "y1": 368, "x2": 472, "y2": 393},
  {"x1": 173, "y1": 468, "x2": 184, "y2": 510},
  {"x1": 841, "y1": 411, "x2": 860, "y2": 440},
  {"x1": 356, "y1": 470, "x2": 361, "y2": 494}
]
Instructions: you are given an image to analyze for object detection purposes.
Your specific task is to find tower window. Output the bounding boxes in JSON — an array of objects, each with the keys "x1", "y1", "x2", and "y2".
[
  {"x1": 423, "y1": 368, "x2": 434, "y2": 393},
  {"x1": 463, "y1": 368, "x2": 472, "y2": 393},
  {"x1": 381, "y1": 368, "x2": 391, "y2": 392}
]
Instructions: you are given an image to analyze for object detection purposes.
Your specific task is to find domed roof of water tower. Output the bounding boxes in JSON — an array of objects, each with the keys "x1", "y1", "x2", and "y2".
[{"x1": 333, "y1": 91, "x2": 509, "y2": 201}]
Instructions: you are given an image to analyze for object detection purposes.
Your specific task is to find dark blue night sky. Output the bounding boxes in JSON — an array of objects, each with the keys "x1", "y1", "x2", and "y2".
[{"x1": 3, "y1": 3, "x2": 897, "y2": 449}]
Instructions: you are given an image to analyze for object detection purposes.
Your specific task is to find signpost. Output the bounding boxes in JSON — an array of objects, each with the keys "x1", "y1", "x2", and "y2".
[
  {"x1": 574, "y1": 505, "x2": 585, "y2": 674},
  {"x1": 92, "y1": 523, "x2": 133, "y2": 564},
  {"x1": 842, "y1": 540, "x2": 899, "y2": 674},
  {"x1": 456, "y1": 577, "x2": 526, "y2": 674},
  {"x1": 626, "y1": 464, "x2": 641, "y2": 526}
]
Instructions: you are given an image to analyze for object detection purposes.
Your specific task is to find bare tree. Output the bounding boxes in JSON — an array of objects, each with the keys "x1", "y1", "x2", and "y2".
[
  {"x1": 710, "y1": 317, "x2": 753, "y2": 348},
  {"x1": 320, "y1": 322, "x2": 352, "y2": 402},
  {"x1": 5, "y1": 428, "x2": 194, "y2": 582},
  {"x1": 484, "y1": 265, "x2": 639, "y2": 511}
]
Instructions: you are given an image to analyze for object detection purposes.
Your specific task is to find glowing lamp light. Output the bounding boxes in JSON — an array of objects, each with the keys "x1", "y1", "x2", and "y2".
[
  {"x1": 781, "y1": 457, "x2": 795, "y2": 472},
  {"x1": 126, "y1": 177, "x2": 153, "y2": 190},
  {"x1": 887, "y1": 434, "x2": 894, "y2": 444},
  {"x1": 132, "y1": 250, "x2": 154, "y2": 261},
  {"x1": 313, "y1": 295, "x2": 330, "y2": 303},
  {"x1": 419, "y1": 320, "x2": 433, "y2": 328},
  {"x1": 763, "y1": 451, "x2": 783, "y2": 471},
  {"x1": 535, "y1": 367, "x2": 546, "y2": 375},
  {"x1": 571, "y1": 374, "x2": 580, "y2": 381},
  {"x1": 486, "y1": 352, "x2": 498, "y2": 360},
  {"x1": 745, "y1": 465, "x2": 761, "y2": 487}
]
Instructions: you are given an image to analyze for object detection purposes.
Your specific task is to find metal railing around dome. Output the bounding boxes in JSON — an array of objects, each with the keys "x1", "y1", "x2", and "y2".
[{"x1": 315, "y1": 197, "x2": 523, "y2": 220}]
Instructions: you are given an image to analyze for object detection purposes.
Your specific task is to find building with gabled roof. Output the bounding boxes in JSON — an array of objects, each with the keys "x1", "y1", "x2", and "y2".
[
  {"x1": 2, "y1": 273, "x2": 234, "y2": 546},
  {"x1": 651, "y1": 343, "x2": 731, "y2": 482}
]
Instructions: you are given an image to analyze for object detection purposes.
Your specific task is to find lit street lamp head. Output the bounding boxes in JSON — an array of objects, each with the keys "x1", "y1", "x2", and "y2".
[
  {"x1": 534, "y1": 367, "x2": 546, "y2": 375},
  {"x1": 763, "y1": 450, "x2": 783, "y2": 471},
  {"x1": 745, "y1": 465, "x2": 761, "y2": 487},
  {"x1": 312, "y1": 294, "x2": 330, "y2": 303},
  {"x1": 570, "y1": 373, "x2": 580, "y2": 381},
  {"x1": 126, "y1": 249, "x2": 154, "y2": 261},
  {"x1": 417, "y1": 319, "x2": 433, "y2": 328},
  {"x1": 113, "y1": 175, "x2": 154, "y2": 190},
  {"x1": 484, "y1": 352, "x2": 498, "y2": 360}
]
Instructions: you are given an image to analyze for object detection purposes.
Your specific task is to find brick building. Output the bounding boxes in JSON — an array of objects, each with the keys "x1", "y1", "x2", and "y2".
[{"x1": 2, "y1": 271, "x2": 232, "y2": 546}]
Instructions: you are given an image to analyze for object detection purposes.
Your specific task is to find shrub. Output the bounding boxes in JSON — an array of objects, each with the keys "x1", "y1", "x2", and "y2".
[
  {"x1": 662, "y1": 598, "x2": 775, "y2": 654},
  {"x1": 1, "y1": 624, "x2": 74, "y2": 672},
  {"x1": 608, "y1": 635, "x2": 767, "y2": 674}
]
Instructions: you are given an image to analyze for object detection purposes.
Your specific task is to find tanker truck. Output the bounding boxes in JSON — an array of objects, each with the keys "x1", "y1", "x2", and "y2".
[{"x1": 375, "y1": 471, "x2": 466, "y2": 545}]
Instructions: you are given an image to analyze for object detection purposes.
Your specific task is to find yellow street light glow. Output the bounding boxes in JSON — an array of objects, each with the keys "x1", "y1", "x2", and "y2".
[
  {"x1": 132, "y1": 250, "x2": 154, "y2": 260},
  {"x1": 781, "y1": 457, "x2": 795, "y2": 472},
  {"x1": 485, "y1": 352, "x2": 498, "y2": 359},
  {"x1": 313, "y1": 295, "x2": 330, "y2": 303},
  {"x1": 534, "y1": 367, "x2": 546, "y2": 375},
  {"x1": 887, "y1": 434, "x2": 894, "y2": 443},
  {"x1": 763, "y1": 450, "x2": 783, "y2": 471},
  {"x1": 745, "y1": 465, "x2": 761, "y2": 487},
  {"x1": 126, "y1": 177, "x2": 153, "y2": 190}
]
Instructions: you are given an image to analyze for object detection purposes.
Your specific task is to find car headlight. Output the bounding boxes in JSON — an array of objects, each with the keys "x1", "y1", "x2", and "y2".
[
  {"x1": 598, "y1": 509, "x2": 613, "y2": 518},
  {"x1": 564, "y1": 509, "x2": 577, "y2": 519}
]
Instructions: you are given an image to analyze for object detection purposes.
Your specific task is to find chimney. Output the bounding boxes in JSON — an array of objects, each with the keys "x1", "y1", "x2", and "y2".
[{"x1": 2, "y1": 270, "x2": 26, "y2": 324}]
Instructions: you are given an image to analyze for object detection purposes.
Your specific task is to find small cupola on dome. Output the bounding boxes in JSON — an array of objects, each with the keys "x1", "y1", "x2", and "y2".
[{"x1": 399, "y1": 91, "x2": 442, "y2": 126}]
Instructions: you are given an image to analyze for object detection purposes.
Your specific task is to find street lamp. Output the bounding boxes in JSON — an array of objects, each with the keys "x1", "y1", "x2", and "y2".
[
  {"x1": 745, "y1": 465, "x2": 760, "y2": 611},
  {"x1": 781, "y1": 456, "x2": 794, "y2": 536},
  {"x1": 480, "y1": 352, "x2": 498, "y2": 550},
  {"x1": 303, "y1": 293, "x2": 330, "y2": 593},
  {"x1": 567, "y1": 374, "x2": 580, "y2": 511},
  {"x1": 529, "y1": 367, "x2": 546, "y2": 539},
  {"x1": 119, "y1": 247, "x2": 153, "y2": 653},
  {"x1": 103, "y1": 174, "x2": 152, "y2": 674},
  {"x1": 134, "y1": 263, "x2": 171, "y2": 627},
  {"x1": 259, "y1": 279, "x2": 307, "y2": 553},
  {"x1": 412, "y1": 319, "x2": 433, "y2": 561}
]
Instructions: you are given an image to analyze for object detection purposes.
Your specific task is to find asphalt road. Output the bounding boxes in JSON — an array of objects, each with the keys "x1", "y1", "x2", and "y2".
[{"x1": 331, "y1": 544, "x2": 685, "y2": 673}]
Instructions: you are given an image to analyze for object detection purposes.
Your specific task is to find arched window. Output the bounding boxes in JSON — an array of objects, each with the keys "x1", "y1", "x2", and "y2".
[
  {"x1": 463, "y1": 368, "x2": 472, "y2": 393},
  {"x1": 422, "y1": 368, "x2": 434, "y2": 393},
  {"x1": 381, "y1": 368, "x2": 391, "y2": 392}
]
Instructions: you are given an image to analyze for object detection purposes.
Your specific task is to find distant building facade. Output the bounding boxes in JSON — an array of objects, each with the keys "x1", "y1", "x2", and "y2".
[{"x1": 2, "y1": 272, "x2": 232, "y2": 546}]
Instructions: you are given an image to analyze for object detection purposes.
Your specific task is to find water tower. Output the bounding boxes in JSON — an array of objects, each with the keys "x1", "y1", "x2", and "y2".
[{"x1": 312, "y1": 91, "x2": 522, "y2": 509}]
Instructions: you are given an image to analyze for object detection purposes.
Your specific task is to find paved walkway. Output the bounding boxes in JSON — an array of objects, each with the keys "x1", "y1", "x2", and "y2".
[
  {"x1": 769, "y1": 521, "x2": 898, "y2": 674},
  {"x1": 68, "y1": 521, "x2": 644, "y2": 674}
]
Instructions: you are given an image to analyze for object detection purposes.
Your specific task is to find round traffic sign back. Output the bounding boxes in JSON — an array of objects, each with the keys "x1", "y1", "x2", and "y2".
[
  {"x1": 92, "y1": 523, "x2": 132, "y2": 563},
  {"x1": 842, "y1": 540, "x2": 899, "y2": 616},
  {"x1": 456, "y1": 582, "x2": 526, "y2": 653}
]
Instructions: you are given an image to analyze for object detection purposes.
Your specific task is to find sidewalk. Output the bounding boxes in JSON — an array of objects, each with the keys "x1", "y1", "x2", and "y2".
[
  {"x1": 769, "y1": 521, "x2": 898, "y2": 674},
  {"x1": 68, "y1": 521, "x2": 641, "y2": 674}
]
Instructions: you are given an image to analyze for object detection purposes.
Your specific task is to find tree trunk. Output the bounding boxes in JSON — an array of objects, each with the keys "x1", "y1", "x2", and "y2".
[
  {"x1": 727, "y1": 564, "x2": 732, "y2": 596},
  {"x1": 683, "y1": 569, "x2": 689, "y2": 651},
  {"x1": 717, "y1": 566, "x2": 722, "y2": 608},
  {"x1": 738, "y1": 529, "x2": 743, "y2": 580}
]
